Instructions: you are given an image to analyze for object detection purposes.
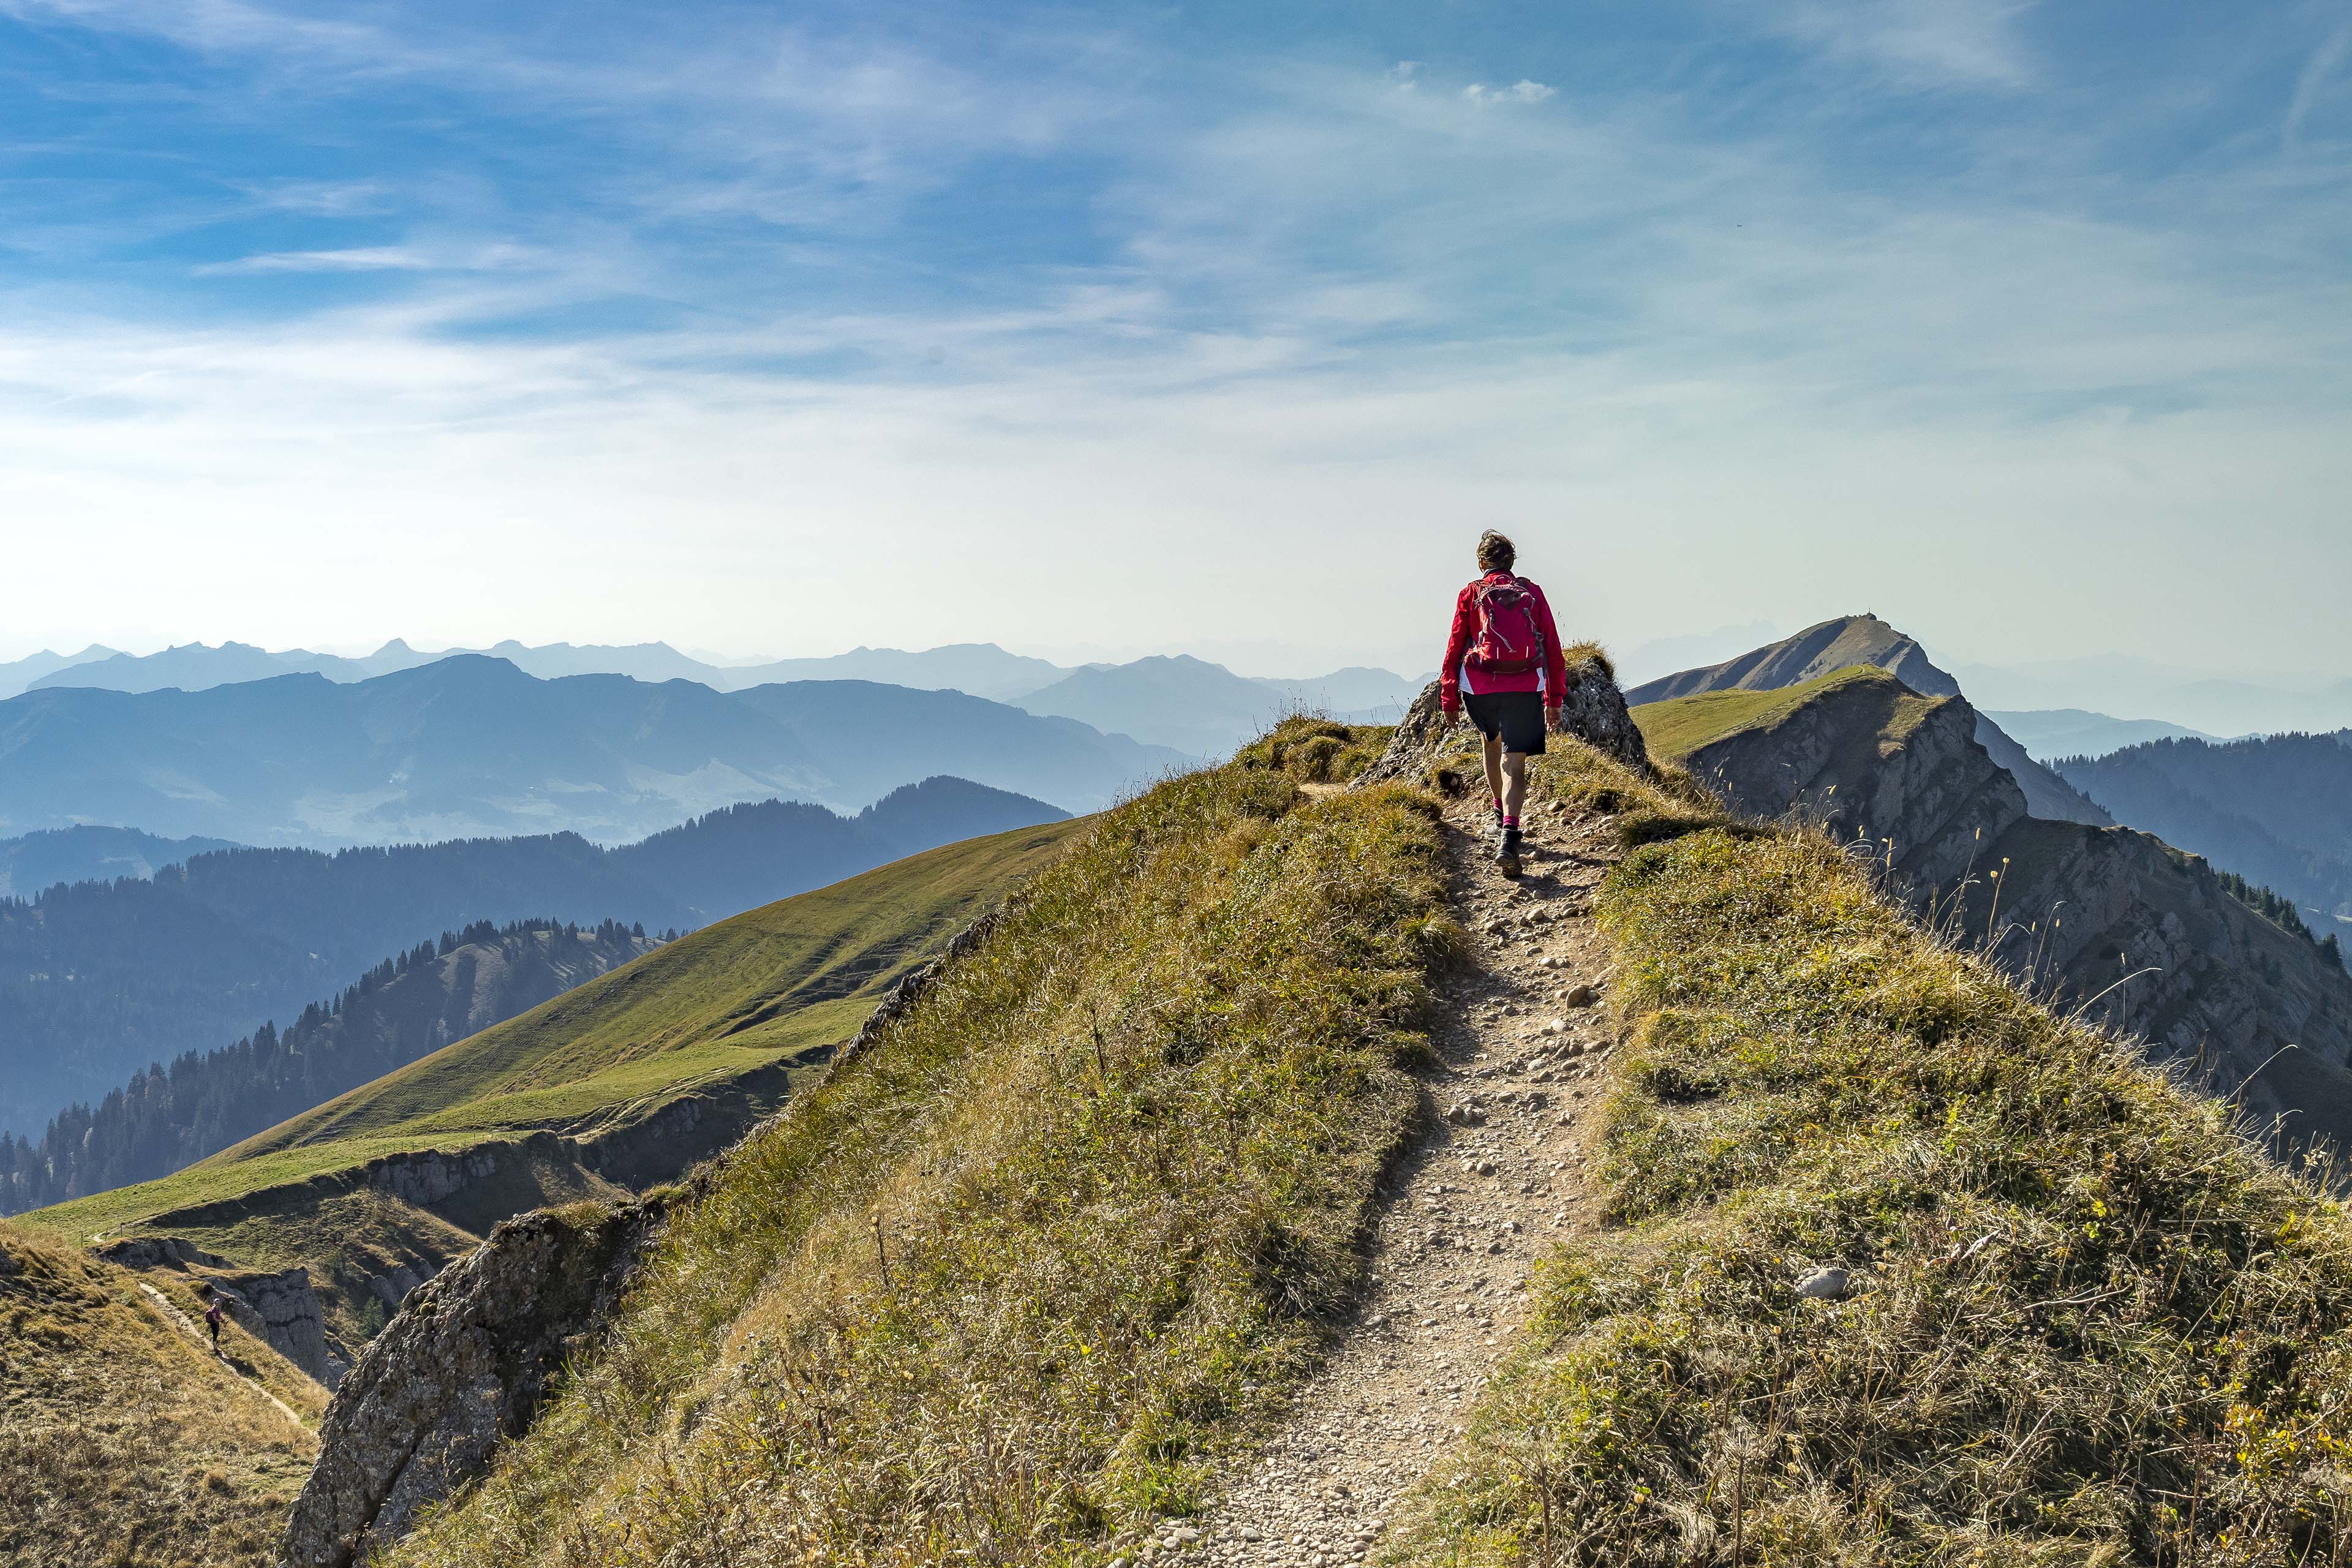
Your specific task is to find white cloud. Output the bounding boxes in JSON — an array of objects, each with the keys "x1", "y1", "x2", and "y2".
[{"x1": 1462, "y1": 80, "x2": 1555, "y2": 106}]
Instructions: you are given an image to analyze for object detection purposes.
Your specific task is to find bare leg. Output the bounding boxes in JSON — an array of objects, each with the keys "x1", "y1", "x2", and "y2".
[
  {"x1": 1482, "y1": 735, "x2": 1505, "y2": 808},
  {"x1": 1500, "y1": 751, "x2": 1528, "y2": 819}
]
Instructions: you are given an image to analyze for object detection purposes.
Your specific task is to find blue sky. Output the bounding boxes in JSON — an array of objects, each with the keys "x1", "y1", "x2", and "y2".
[{"x1": 1, "y1": 0, "x2": 2347, "y2": 677}]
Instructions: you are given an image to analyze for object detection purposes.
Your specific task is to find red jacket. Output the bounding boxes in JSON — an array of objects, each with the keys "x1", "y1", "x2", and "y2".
[{"x1": 1440, "y1": 571, "x2": 1567, "y2": 714}]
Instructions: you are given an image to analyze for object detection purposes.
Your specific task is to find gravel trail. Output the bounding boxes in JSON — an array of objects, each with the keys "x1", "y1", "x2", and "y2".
[{"x1": 1137, "y1": 791, "x2": 1622, "y2": 1568}]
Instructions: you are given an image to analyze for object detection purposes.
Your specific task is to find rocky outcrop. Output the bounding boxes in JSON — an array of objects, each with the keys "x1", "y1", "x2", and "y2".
[
  {"x1": 216, "y1": 1267, "x2": 337, "y2": 1386},
  {"x1": 280, "y1": 1200, "x2": 665, "y2": 1568},
  {"x1": 1359, "y1": 660, "x2": 1650, "y2": 787},
  {"x1": 96, "y1": 1235, "x2": 227, "y2": 1270},
  {"x1": 95, "y1": 1234, "x2": 338, "y2": 1385},
  {"x1": 1680, "y1": 665, "x2": 2352, "y2": 1157}
]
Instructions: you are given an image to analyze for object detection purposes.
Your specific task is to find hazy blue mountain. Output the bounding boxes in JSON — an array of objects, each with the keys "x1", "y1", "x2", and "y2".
[
  {"x1": 28, "y1": 640, "x2": 385, "y2": 693},
  {"x1": 0, "y1": 657, "x2": 1167, "y2": 845},
  {"x1": 724, "y1": 643, "x2": 1070, "y2": 701},
  {"x1": 1951, "y1": 655, "x2": 2352, "y2": 737},
  {"x1": 1624, "y1": 615, "x2": 2113, "y2": 828},
  {"x1": 2052, "y1": 733, "x2": 2352, "y2": 921},
  {"x1": 0, "y1": 644, "x2": 122, "y2": 700},
  {"x1": 1986, "y1": 709, "x2": 2220, "y2": 761},
  {"x1": 0, "y1": 775, "x2": 1066, "y2": 1136},
  {"x1": 1015, "y1": 654, "x2": 1311, "y2": 757},
  {"x1": 0, "y1": 826, "x2": 243, "y2": 897},
  {"x1": 21, "y1": 636, "x2": 1079, "y2": 704},
  {"x1": 1252, "y1": 666, "x2": 1424, "y2": 720}
]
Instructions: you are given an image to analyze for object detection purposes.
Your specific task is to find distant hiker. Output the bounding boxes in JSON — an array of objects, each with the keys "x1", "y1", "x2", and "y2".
[
  {"x1": 201, "y1": 1284, "x2": 224, "y2": 1352},
  {"x1": 1439, "y1": 530, "x2": 1566, "y2": 879}
]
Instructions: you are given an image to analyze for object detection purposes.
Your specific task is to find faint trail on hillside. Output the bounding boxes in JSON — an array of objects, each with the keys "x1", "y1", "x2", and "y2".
[
  {"x1": 132, "y1": 1279, "x2": 308, "y2": 1429},
  {"x1": 1166, "y1": 791, "x2": 1622, "y2": 1568}
]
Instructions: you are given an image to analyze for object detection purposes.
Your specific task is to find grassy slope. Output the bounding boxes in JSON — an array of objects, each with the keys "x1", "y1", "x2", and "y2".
[
  {"x1": 1393, "y1": 741, "x2": 2352, "y2": 1567},
  {"x1": 385, "y1": 722, "x2": 1450, "y2": 1566},
  {"x1": 0, "y1": 1217, "x2": 324, "y2": 1568},
  {"x1": 1630, "y1": 665, "x2": 1939, "y2": 767},
  {"x1": 25, "y1": 823, "x2": 1078, "y2": 1250}
]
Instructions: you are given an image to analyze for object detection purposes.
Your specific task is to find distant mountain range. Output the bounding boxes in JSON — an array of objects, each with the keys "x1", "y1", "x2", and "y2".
[
  {"x1": 0, "y1": 637, "x2": 1423, "y2": 765},
  {"x1": 1949, "y1": 654, "x2": 2352, "y2": 737},
  {"x1": 0, "y1": 655, "x2": 1161, "y2": 844},
  {"x1": 1985, "y1": 709, "x2": 2218, "y2": 761},
  {"x1": 1013, "y1": 654, "x2": 1420, "y2": 756},
  {"x1": 0, "y1": 775, "x2": 1065, "y2": 1136},
  {"x1": 2053, "y1": 733, "x2": 2352, "y2": 923},
  {"x1": 1624, "y1": 616, "x2": 2112, "y2": 828},
  {"x1": 0, "y1": 824, "x2": 242, "y2": 897}
]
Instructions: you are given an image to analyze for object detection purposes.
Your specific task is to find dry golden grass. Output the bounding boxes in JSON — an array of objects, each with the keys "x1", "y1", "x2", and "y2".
[
  {"x1": 0, "y1": 1219, "x2": 318, "y2": 1568},
  {"x1": 386, "y1": 721, "x2": 1450, "y2": 1567},
  {"x1": 1389, "y1": 742, "x2": 2352, "y2": 1568}
]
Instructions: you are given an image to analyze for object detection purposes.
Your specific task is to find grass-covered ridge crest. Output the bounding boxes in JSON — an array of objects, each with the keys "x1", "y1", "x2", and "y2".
[
  {"x1": 388, "y1": 719, "x2": 1460, "y2": 1565},
  {"x1": 1393, "y1": 741, "x2": 2352, "y2": 1568}
]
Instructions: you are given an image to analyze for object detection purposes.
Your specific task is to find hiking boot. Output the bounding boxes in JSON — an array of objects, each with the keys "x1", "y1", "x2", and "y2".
[
  {"x1": 1488, "y1": 801, "x2": 1506, "y2": 843},
  {"x1": 1497, "y1": 827, "x2": 1523, "y2": 880}
]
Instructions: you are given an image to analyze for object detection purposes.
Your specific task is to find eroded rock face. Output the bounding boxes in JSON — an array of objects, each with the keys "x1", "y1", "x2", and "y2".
[
  {"x1": 1681, "y1": 679, "x2": 2027, "y2": 894},
  {"x1": 1360, "y1": 665, "x2": 1651, "y2": 786},
  {"x1": 280, "y1": 1200, "x2": 665, "y2": 1568},
  {"x1": 217, "y1": 1268, "x2": 337, "y2": 1386}
]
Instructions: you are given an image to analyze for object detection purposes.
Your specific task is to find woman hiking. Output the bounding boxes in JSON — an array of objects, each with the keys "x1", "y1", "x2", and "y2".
[
  {"x1": 200, "y1": 1283, "x2": 225, "y2": 1354},
  {"x1": 1439, "y1": 530, "x2": 1566, "y2": 879}
]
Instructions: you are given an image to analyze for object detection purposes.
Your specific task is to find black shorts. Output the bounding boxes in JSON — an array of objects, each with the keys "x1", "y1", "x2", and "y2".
[{"x1": 1464, "y1": 691, "x2": 1547, "y2": 755}]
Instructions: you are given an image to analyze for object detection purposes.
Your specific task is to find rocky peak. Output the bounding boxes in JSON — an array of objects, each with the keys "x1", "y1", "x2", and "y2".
[{"x1": 279, "y1": 1200, "x2": 664, "y2": 1568}]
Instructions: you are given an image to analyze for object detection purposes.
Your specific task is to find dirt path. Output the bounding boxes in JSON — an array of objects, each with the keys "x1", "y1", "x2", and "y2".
[
  {"x1": 133, "y1": 1278, "x2": 309, "y2": 1429},
  {"x1": 1157, "y1": 793, "x2": 1621, "y2": 1568}
]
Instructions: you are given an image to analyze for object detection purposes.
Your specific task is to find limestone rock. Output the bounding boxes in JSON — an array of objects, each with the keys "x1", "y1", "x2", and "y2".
[
  {"x1": 1795, "y1": 1265, "x2": 1849, "y2": 1300},
  {"x1": 215, "y1": 1267, "x2": 335, "y2": 1385},
  {"x1": 1356, "y1": 662, "x2": 1651, "y2": 789},
  {"x1": 280, "y1": 1199, "x2": 665, "y2": 1568}
]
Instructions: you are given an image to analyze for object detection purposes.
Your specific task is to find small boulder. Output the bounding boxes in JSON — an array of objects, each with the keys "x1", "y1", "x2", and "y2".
[
  {"x1": 1564, "y1": 984, "x2": 1600, "y2": 1008},
  {"x1": 1795, "y1": 1265, "x2": 1850, "y2": 1300}
]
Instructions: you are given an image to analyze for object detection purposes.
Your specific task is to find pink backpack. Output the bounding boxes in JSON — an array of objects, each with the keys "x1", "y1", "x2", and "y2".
[{"x1": 1468, "y1": 576, "x2": 1547, "y2": 675}]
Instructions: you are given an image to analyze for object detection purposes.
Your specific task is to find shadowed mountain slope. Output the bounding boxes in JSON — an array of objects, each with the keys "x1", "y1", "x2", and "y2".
[
  {"x1": 2054, "y1": 731, "x2": 2352, "y2": 924},
  {"x1": 1625, "y1": 614, "x2": 2111, "y2": 827},
  {"x1": 2, "y1": 919, "x2": 662, "y2": 1213}
]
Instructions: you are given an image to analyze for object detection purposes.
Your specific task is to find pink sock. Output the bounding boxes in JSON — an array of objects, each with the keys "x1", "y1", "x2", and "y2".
[{"x1": 1502, "y1": 814, "x2": 1519, "y2": 829}]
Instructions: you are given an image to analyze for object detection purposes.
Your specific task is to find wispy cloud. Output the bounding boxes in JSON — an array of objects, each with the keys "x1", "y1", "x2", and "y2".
[
  {"x1": 195, "y1": 246, "x2": 437, "y2": 274},
  {"x1": 1762, "y1": 0, "x2": 2040, "y2": 90},
  {"x1": 2286, "y1": 21, "x2": 2350, "y2": 146}
]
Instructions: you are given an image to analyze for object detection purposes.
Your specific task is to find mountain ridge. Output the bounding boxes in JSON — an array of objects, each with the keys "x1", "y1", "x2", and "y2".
[
  {"x1": 1624, "y1": 613, "x2": 2113, "y2": 828},
  {"x1": 0, "y1": 655, "x2": 1158, "y2": 845}
]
